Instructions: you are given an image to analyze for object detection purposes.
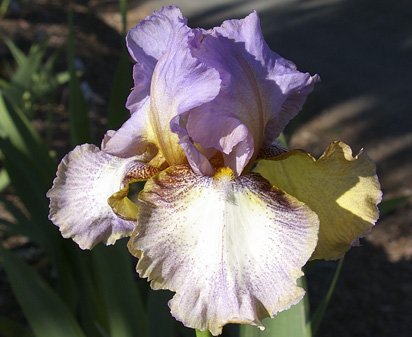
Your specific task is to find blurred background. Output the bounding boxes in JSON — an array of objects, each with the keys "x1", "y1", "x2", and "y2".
[{"x1": 0, "y1": 0, "x2": 411, "y2": 337}]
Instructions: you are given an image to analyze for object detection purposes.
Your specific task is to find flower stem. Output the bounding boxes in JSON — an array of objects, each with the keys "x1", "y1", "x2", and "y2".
[
  {"x1": 309, "y1": 258, "x2": 344, "y2": 336},
  {"x1": 195, "y1": 329, "x2": 212, "y2": 337}
]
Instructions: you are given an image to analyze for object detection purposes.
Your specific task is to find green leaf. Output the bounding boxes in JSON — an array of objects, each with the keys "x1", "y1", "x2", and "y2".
[
  {"x1": 0, "y1": 93, "x2": 84, "y2": 320},
  {"x1": 0, "y1": 138, "x2": 73, "y2": 286},
  {"x1": 0, "y1": 93, "x2": 55, "y2": 182},
  {"x1": 0, "y1": 201, "x2": 40, "y2": 244},
  {"x1": 309, "y1": 259, "x2": 344, "y2": 336},
  {"x1": 0, "y1": 78, "x2": 11, "y2": 90},
  {"x1": 0, "y1": 93, "x2": 30, "y2": 152},
  {"x1": 64, "y1": 250, "x2": 107, "y2": 337},
  {"x1": 0, "y1": 94, "x2": 53, "y2": 210},
  {"x1": 0, "y1": 168, "x2": 9, "y2": 192},
  {"x1": 379, "y1": 196, "x2": 410, "y2": 216},
  {"x1": 92, "y1": 241, "x2": 148, "y2": 337},
  {"x1": 0, "y1": 0, "x2": 11, "y2": 18},
  {"x1": 2, "y1": 41, "x2": 65, "y2": 114},
  {"x1": 0, "y1": 316, "x2": 31, "y2": 337},
  {"x1": 56, "y1": 71, "x2": 70, "y2": 85},
  {"x1": 7, "y1": 41, "x2": 45, "y2": 89},
  {"x1": 107, "y1": 49, "x2": 132, "y2": 129},
  {"x1": 195, "y1": 330, "x2": 212, "y2": 337},
  {"x1": 0, "y1": 140, "x2": 49, "y2": 225},
  {"x1": 119, "y1": 0, "x2": 128, "y2": 36},
  {"x1": 0, "y1": 247, "x2": 87, "y2": 337},
  {"x1": 240, "y1": 278, "x2": 311, "y2": 337},
  {"x1": 107, "y1": 0, "x2": 130, "y2": 129},
  {"x1": 275, "y1": 132, "x2": 288, "y2": 148},
  {"x1": 4, "y1": 39, "x2": 27, "y2": 68},
  {"x1": 0, "y1": 139, "x2": 49, "y2": 218},
  {"x1": 0, "y1": 137, "x2": 85, "y2": 319},
  {"x1": 67, "y1": 10, "x2": 90, "y2": 145}
]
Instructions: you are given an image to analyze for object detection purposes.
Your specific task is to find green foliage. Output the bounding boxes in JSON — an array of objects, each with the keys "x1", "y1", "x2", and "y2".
[
  {"x1": 0, "y1": 168, "x2": 10, "y2": 192},
  {"x1": 67, "y1": 10, "x2": 91, "y2": 145},
  {"x1": 0, "y1": 40, "x2": 69, "y2": 116},
  {"x1": 0, "y1": 94, "x2": 55, "y2": 183},
  {"x1": 119, "y1": 0, "x2": 128, "y2": 36},
  {"x1": 107, "y1": 49, "x2": 132, "y2": 129},
  {"x1": 239, "y1": 278, "x2": 311, "y2": 337},
  {"x1": 0, "y1": 316, "x2": 32, "y2": 337},
  {"x1": 0, "y1": 7, "x2": 147, "y2": 337},
  {"x1": 196, "y1": 330, "x2": 212, "y2": 337},
  {"x1": 308, "y1": 259, "x2": 344, "y2": 336},
  {"x1": 93, "y1": 244, "x2": 148, "y2": 337},
  {"x1": 0, "y1": 0, "x2": 10, "y2": 18},
  {"x1": 379, "y1": 196, "x2": 410, "y2": 216},
  {"x1": 0, "y1": 247, "x2": 88, "y2": 337},
  {"x1": 107, "y1": 0, "x2": 132, "y2": 129}
]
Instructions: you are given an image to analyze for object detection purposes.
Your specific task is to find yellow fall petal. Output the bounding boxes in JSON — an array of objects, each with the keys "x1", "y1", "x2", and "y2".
[
  {"x1": 108, "y1": 163, "x2": 160, "y2": 220},
  {"x1": 108, "y1": 186, "x2": 139, "y2": 221},
  {"x1": 254, "y1": 141, "x2": 382, "y2": 260}
]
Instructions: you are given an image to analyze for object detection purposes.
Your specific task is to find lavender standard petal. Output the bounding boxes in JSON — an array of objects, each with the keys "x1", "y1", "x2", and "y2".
[
  {"x1": 171, "y1": 12, "x2": 319, "y2": 175},
  {"x1": 126, "y1": 6, "x2": 187, "y2": 115},
  {"x1": 122, "y1": 7, "x2": 318, "y2": 176}
]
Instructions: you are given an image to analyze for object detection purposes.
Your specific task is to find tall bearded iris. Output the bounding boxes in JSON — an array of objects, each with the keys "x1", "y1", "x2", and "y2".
[{"x1": 47, "y1": 6, "x2": 381, "y2": 336}]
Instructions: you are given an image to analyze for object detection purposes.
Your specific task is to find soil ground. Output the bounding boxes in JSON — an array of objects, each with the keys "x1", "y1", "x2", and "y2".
[{"x1": 1, "y1": 0, "x2": 411, "y2": 336}]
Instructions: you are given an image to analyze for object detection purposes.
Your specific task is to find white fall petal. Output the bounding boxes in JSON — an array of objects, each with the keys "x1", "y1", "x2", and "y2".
[
  {"x1": 47, "y1": 144, "x2": 154, "y2": 249},
  {"x1": 128, "y1": 165, "x2": 319, "y2": 335}
]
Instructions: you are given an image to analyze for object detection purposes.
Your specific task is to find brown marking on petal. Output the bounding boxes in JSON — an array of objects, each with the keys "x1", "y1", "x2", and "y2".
[
  {"x1": 122, "y1": 161, "x2": 160, "y2": 185},
  {"x1": 239, "y1": 172, "x2": 295, "y2": 210},
  {"x1": 209, "y1": 152, "x2": 225, "y2": 168},
  {"x1": 244, "y1": 145, "x2": 287, "y2": 175},
  {"x1": 142, "y1": 165, "x2": 197, "y2": 203},
  {"x1": 109, "y1": 162, "x2": 160, "y2": 221},
  {"x1": 257, "y1": 144, "x2": 288, "y2": 159}
]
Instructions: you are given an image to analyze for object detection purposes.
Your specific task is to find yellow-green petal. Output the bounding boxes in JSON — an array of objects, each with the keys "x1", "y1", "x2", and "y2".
[
  {"x1": 108, "y1": 163, "x2": 160, "y2": 220},
  {"x1": 254, "y1": 141, "x2": 382, "y2": 260}
]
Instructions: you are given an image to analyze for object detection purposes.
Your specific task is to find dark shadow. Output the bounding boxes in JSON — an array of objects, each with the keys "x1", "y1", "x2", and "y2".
[
  {"x1": 188, "y1": 0, "x2": 254, "y2": 28},
  {"x1": 307, "y1": 241, "x2": 412, "y2": 337}
]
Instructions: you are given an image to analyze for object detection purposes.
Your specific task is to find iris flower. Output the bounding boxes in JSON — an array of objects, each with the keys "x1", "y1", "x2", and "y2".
[{"x1": 47, "y1": 6, "x2": 381, "y2": 335}]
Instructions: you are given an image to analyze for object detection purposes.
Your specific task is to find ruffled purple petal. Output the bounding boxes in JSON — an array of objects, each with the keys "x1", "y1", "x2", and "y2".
[
  {"x1": 127, "y1": 6, "x2": 186, "y2": 62},
  {"x1": 215, "y1": 12, "x2": 320, "y2": 144},
  {"x1": 122, "y1": 8, "x2": 318, "y2": 176},
  {"x1": 171, "y1": 11, "x2": 318, "y2": 175}
]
